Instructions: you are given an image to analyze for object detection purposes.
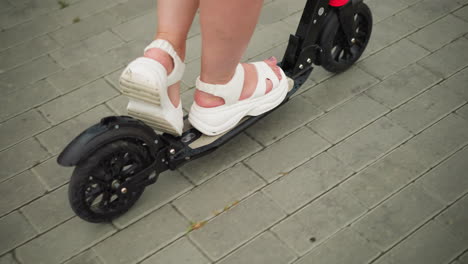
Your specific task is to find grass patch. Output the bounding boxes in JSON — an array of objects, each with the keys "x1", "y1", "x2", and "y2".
[
  {"x1": 58, "y1": 0, "x2": 69, "y2": 9},
  {"x1": 72, "y1": 17, "x2": 81, "y2": 23}
]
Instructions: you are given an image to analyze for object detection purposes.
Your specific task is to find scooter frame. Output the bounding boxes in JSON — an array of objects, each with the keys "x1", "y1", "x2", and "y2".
[{"x1": 58, "y1": 0, "x2": 369, "y2": 215}]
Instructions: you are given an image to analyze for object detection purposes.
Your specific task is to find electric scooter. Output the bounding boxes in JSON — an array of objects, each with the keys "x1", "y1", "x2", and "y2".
[{"x1": 58, "y1": 0, "x2": 372, "y2": 223}]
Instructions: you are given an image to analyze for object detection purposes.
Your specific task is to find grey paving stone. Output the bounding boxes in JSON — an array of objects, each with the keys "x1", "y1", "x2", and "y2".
[
  {"x1": 436, "y1": 194, "x2": 468, "y2": 243},
  {"x1": 47, "y1": 52, "x2": 123, "y2": 93},
  {"x1": 328, "y1": 117, "x2": 412, "y2": 171},
  {"x1": 258, "y1": 0, "x2": 306, "y2": 28},
  {"x1": 358, "y1": 38, "x2": 430, "y2": 80},
  {"x1": 0, "y1": 35, "x2": 60, "y2": 71},
  {"x1": 113, "y1": 170, "x2": 193, "y2": 228},
  {"x1": 246, "y1": 95, "x2": 322, "y2": 146},
  {"x1": 107, "y1": 0, "x2": 155, "y2": 23},
  {"x1": 271, "y1": 188, "x2": 366, "y2": 255},
  {"x1": 32, "y1": 156, "x2": 73, "y2": 191},
  {"x1": 174, "y1": 163, "x2": 264, "y2": 221},
  {"x1": 243, "y1": 21, "x2": 292, "y2": 60},
  {"x1": 51, "y1": 0, "x2": 117, "y2": 26},
  {"x1": 409, "y1": 15, "x2": 468, "y2": 51},
  {"x1": 50, "y1": 12, "x2": 119, "y2": 46},
  {"x1": 367, "y1": 0, "x2": 408, "y2": 23},
  {"x1": 457, "y1": 104, "x2": 468, "y2": 120},
  {"x1": 180, "y1": 133, "x2": 262, "y2": 185},
  {"x1": 308, "y1": 94, "x2": 389, "y2": 143},
  {"x1": 0, "y1": 170, "x2": 46, "y2": 217},
  {"x1": 301, "y1": 67, "x2": 379, "y2": 111},
  {"x1": 37, "y1": 105, "x2": 114, "y2": 156},
  {"x1": 0, "y1": 80, "x2": 61, "y2": 122},
  {"x1": 106, "y1": 39, "x2": 147, "y2": 67},
  {"x1": 50, "y1": 31, "x2": 123, "y2": 68},
  {"x1": 0, "y1": 1, "x2": 13, "y2": 15},
  {"x1": 0, "y1": 15, "x2": 60, "y2": 51},
  {"x1": 0, "y1": 110, "x2": 50, "y2": 151},
  {"x1": 0, "y1": 55, "x2": 61, "y2": 95},
  {"x1": 141, "y1": 237, "x2": 209, "y2": 264},
  {"x1": 397, "y1": 0, "x2": 462, "y2": 28},
  {"x1": 185, "y1": 34, "x2": 202, "y2": 63},
  {"x1": 0, "y1": 138, "x2": 50, "y2": 182},
  {"x1": 340, "y1": 142, "x2": 429, "y2": 209},
  {"x1": 94, "y1": 205, "x2": 188, "y2": 264},
  {"x1": 365, "y1": 63, "x2": 442, "y2": 109},
  {"x1": 418, "y1": 37, "x2": 468, "y2": 78},
  {"x1": 454, "y1": 5, "x2": 468, "y2": 21},
  {"x1": 0, "y1": 253, "x2": 17, "y2": 264},
  {"x1": 181, "y1": 58, "x2": 201, "y2": 88},
  {"x1": 106, "y1": 95, "x2": 128, "y2": 115},
  {"x1": 218, "y1": 231, "x2": 296, "y2": 264},
  {"x1": 295, "y1": 228, "x2": 380, "y2": 264},
  {"x1": 16, "y1": 217, "x2": 116, "y2": 264},
  {"x1": 39, "y1": 79, "x2": 118, "y2": 124},
  {"x1": 0, "y1": 211, "x2": 37, "y2": 255},
  {"x1": 104, "y1": 67, "x2": 125, "y2": 90},
  {"x1": 418, "y1": 147, "x2": 468, "y2": 204},
  {"x1": 351, "y1": 184, "x2": 444, "y2": 250},
  {"x1": 189, "y1": 193, "x2": 285, "y2": 261},
  {"x1": 375, "y1": 220, "x2": 465, "y2": 264},
  {"x1": 458, "y1": 252, "x2": 468, "y2": 264},
  {"x1": 63, "y1": 249, "x2": 103, "y2": 264},
  {"x1": 263, "y1": 152, "x2": 353, "y2": 213},
  {"x1": 245, "y1": 127, "x2": 330, "y2": 182},
  {"x1": 365, "y1": 13, "x2": 417, "y2": 55},
  {"x1": 20, "y1": 185, "x2": 73, "y2": 233},
  {"x1": 387, "y1": 84, "x2": 466, "y2": 133},
  {"x1": 111, "y1": 12, "x2": 156, "y2": 42},
  {"x1": 440, "y1": 67, "x2": 468, "y2": 100}
]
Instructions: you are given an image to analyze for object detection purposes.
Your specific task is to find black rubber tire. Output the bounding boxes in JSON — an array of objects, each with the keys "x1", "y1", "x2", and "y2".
[
  {"x1": 318, "y1": 3, "x2": 372, "y2": 73},
  {"x1": 68, "y1": 140, "x2": 152, "y2": 223}
]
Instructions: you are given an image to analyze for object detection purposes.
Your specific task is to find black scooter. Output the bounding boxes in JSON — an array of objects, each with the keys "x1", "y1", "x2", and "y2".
[{"x1": 58, "y1": 0, "x2": 372, "y2": 223}]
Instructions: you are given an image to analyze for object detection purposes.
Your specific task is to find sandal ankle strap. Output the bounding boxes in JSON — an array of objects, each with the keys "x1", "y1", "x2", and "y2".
[
  {"x1": 196, "y1": 64, "x2": 245, "y2": 105},
  {"x1": 144, "y1": 39, "x2": 185, "y2": 86}
]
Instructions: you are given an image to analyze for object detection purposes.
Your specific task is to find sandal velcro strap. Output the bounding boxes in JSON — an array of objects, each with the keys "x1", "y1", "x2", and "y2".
[
  {"x1": 144, "y1": 39, "x2": 185, "y2": 86},
  {"x1": 196, "y1": 64, "x2": 245, "y2": 105}
]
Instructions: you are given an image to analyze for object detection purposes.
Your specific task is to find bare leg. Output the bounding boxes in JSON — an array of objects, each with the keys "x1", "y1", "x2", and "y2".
[
  {"x1": 145, "y1": 0, "x2": 199, "y2": 107},
  {"x1": 196, "y1": 0, "x2": 282, "y2": 107}
]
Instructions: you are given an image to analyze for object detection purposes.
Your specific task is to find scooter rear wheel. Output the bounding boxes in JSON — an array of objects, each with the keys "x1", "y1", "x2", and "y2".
[
  {"x1": 318, "y1": 3, "x2": 372, "y2": 73},
  {"x1": 68, "y1": 140, "x2": 152, "y2": 223}
]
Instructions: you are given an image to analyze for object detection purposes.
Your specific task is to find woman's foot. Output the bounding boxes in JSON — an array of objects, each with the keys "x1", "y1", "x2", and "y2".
[{"x1": 194, "y1": 57, "x2": 283, "y2": 108}]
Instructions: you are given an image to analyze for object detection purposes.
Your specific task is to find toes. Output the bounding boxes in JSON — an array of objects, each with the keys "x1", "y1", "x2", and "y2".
[{"x1": 264, "y1": 57, "x2": 283, "y2": 81}]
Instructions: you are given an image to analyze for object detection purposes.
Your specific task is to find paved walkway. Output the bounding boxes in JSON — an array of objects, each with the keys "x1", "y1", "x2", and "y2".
[{"x1": 1, "y1": 0, "x2": 468, "y2": 263}]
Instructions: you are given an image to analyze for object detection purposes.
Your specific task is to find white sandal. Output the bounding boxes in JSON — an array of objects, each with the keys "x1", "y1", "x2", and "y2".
[
  {"x1": 119, "y1": 39, "x2": 185, "y2": 135},
  {"x1": 189, "y1": 62, "x2": 289, "y2": 136}
]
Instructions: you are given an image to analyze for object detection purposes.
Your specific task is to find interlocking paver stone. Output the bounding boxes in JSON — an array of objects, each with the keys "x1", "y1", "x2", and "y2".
[
  {"x1": 308, "y1": 94, "x2": 389, "y2": 143},
  {"x1": 51, "y1": 0, "x2": 117, "y2": 26},
  {"x1": 365, "y1": 63, "x2": 442, "y2": 109},
  {"x1": 272, "y1": 188, "x2": 366, "y2": 255},
  {"x1": 218, "y1": 231, "x2": 296, "y2": 264},
  {"x1": 111, "y1": 12, "x2": 156, "y2": 42},
  {"x1": 106, "y1": 0, "x2": 155, "y2": 23},
  {"x1": 36, "y1": 105, "x2": 115, "y2": 156},
  {"x1": 140, "y1": 238, "x2": 209, "y2": 264},
  {"x1": 328, "y1": 117, "x2": 412, "y2": 171},
  {"x1": 418, "y1": 37, "x2": 468, "y2": 78},
  {"x1": 39, "y1": 79, "x2": 118, "y2": 124},
  {"x1": 21, "y1": 185, "x2": 74, "y2": 233},
  {"x1": 0, "y1": 138, "x2": 50, "y2": 182},
  {"x1": 440, "y1": 67, "x2": 468, "y2": 100},
  {"x1": 374, "y1": 220, "x2": 465, "y2": 264},
  {"x1": 263, "y1": 152, "x2": 353, "y2": 213},
  {"x1": 0, "y1": 253, "x2": 17, "y2": 264},
  {"x1": 457, "y1": 104, "x2": 468, "y2": 120},
  {"x1": 0, "y1": 211, "x2": 37, "y2": 255},
  {"x1": 180, "y1": 133, "x2": 262, "y2": 184},
  {"x1": 0, "y1": 110, "x2": 50, "y2": 151},
  {"x1": 63, "y1": 250, "x2": 103, "y2": 264},
  {"x1": 113, "y1": 170, "x2": 193, "y2": 228},
  {"x1": 435, "y1": 194, "x2": 468, "y2": 244},
  {"x1": 454, "y1": 5, "x2": 468, "y2": 21},
  {"x1": 351, "y1": 184, "x2": 444, "y2": 250},
  {"x1": 174, "y1": 163, "x2": 264, "y2": 221},
  {"x1": 245, "y1": 127, "x2": 330, "y2": 182},
  {"x1": 31, "y1": 156, "x2": 73, "y2": 191},
  {"x1": 387, "y1": 84, "x2": 466, "y2": 133},
  {"x1": 246, "y1": 95, "x2": 322, "y2": 146},
  {"x1": 94, "y1": 205, "x2": 188, "y2": 264},
  {"x1": 301, "y1": 67, "x2": 379, "y2": 111},
  {"x1": 397, "y1": 0, "x2": 462, "y2": 28},
  {"x1": 0, "y1": 170, "x2": 46, "y2": 217},
  {"x1": 243, "y1": 21, "x2": 292, "y2": 60},
  {"x1": 295, "y1": 228, "x2": 380, "y2": 264},
  {"x1": 366, "y1": 0, "x2": 408, "y2": 23},
  {"x1": 0, "y1": 55, "x2": 61, "y2": 95},
  {"x1": 409, "y1": 15, "x2": 468, "y2": 51},
  {"x1": 189, "y1": 193, "x2": 285, "y2": 261},
  {"x1": 358, "y1": 38, "x2": 430, "y2": 80},
  {"x1": 16, "y1": 217, "x2": 116, "y2": 264}
]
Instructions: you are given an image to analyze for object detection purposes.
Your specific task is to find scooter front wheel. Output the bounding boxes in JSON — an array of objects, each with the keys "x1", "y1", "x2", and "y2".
[{"x1": 68, "y1": 140, "x2": 153, "y2": 223}]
